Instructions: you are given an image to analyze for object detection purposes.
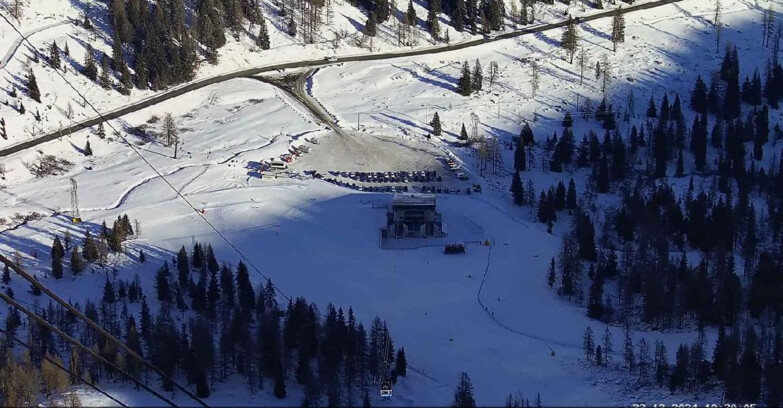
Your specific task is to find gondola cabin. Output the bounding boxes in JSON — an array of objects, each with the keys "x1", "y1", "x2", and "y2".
[{"x1": 380, "y1": 382, "x2": 392, "y2": 399}]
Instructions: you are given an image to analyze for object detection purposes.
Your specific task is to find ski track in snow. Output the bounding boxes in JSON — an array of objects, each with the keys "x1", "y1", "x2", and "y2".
[
  {"x1": 77, "y1": 138, "x2": 280, "y2": 213},
  {"x1": 177, "y1": 165, "x2": 209, "y2": 195}
]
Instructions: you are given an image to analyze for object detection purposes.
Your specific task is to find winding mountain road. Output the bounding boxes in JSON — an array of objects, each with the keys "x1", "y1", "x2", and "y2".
[
  {"x1": 0, "y1": 20, "x2": 68, "y2": 69},
  {"x1": 0, "y1": 0, "x2": 683, "y2": 158}
]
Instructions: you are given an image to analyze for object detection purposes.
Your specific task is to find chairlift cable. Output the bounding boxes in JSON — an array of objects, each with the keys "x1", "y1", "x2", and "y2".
[
  {"x1": 0, "y1": 252, "x2": 202, "y2": 407},
  {"x1": 0, "y1": 327, "x2": 130, "y2": 408},
  {"x1": 0, "y1": 290, "x2": 179, "y2": 407}
]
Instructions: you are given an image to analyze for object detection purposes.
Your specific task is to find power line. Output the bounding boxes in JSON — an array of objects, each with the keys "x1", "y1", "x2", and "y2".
[
  {"x1": 0, "y1": 11, "x2": 291, "y2": 303},
  {"x1": 0, "y1": 289, "x2": 179, "y2": 407},
  {"x1": 0, "y1": 326, "x2": 129, "y2": 408},
  {"x1": 0, "y1": 252, "x2": 205, "y2": 408}
]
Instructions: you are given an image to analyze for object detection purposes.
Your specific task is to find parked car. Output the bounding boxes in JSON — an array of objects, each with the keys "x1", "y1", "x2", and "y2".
[{"x1": 444, "y1": 244, "x2": 466, "y2": 254}]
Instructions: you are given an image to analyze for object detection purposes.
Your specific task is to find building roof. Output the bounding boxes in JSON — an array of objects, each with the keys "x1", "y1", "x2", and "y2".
[{"x1": 392, "y1": 193, "x2": 436, "y2": 207}]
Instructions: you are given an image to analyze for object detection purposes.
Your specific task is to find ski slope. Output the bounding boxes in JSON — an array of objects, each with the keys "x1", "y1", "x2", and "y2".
[{"x1": 0, "y1": 0, "x2": 781, "y2": 405}]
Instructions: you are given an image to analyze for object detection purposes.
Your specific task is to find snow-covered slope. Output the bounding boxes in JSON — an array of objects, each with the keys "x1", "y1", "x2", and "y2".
[{"x1": 0, "y1": 0, "x2": 781, "y2": 406}]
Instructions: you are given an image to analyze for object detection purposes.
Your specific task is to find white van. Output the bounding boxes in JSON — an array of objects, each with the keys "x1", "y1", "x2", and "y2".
[{"x1": 270, "y1": 160, "x2": 288, "y2": 170}]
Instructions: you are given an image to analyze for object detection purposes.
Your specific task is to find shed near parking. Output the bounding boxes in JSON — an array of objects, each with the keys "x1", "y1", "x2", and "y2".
[{"x1": 384, "y1": 194, "x2": 444, "y2": 238}]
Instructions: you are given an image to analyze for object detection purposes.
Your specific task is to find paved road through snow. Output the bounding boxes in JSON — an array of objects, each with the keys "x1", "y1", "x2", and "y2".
[
  {"x1": 0, "y1": 20, "x2": 68, "y2": 69},
  {"x1": 0, "y1": 0, "x2": 683, "y2": 158}
]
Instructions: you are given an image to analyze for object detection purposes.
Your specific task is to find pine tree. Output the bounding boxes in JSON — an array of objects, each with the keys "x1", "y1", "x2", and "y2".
[
  {"x1": 691, "y1": 75, "x2": 708, "y2": 114},
  {"x1": 653, "y1": 340, "x2": 669, "y2": 386},
  {"x1": 459, "y1": 123, "x2": 469, "y2": 142},
  {"x1": 176, "y1": 246, "x2": 189, "y2": 288},
  {"x1": 99, "y1": 278, "x2": 115, "y2": 304},
  {"x1": 430, "y1": 112, "x2": 442, "y2": 135},
  {"x1": 454, "y1": 0, "x2": 466, "y2": 32},
  {"x1": 675, "y1": 150, "x2": 684, "y2": 177},
  {"x1": 26, "y1": 68, "x2": 40, "y2": 102},
  {"x1": 739, "y1": 327, "x2": 761, "y2": 402},
  {"x1": 82, "y1": 13, "x2": 93, "y2": 30},
  {"x1": 514, "y1": 141, "x2": 526, "y2": 171},
  {"x1": 395, "y1": 348, "x2": 407, "y2": 376},
  {"x1": 603, "y1": 326, "x2": 613, "y2": 366},
  {"x1": 83, "y1": 45, "x2": 98, "y2": 81},
  {"x1": 623, "y1": 327, "x2": 635, "y2": 372},
  {"x1": 547, "y1": 257, "x2": 556, "y2": 288},
  {"x1": 100, "y1": 54, "x2": 111, "y2": 89},
  {"x1": 82, "y1": 231, "x2": 99, "y2": 262},
  {"x1": 258, "y1": 14, "x2": 271, "y2": 49},
  {"x1": 407, "y1": 0, "x2": 417, "y2": 26},
  {"x1": 670, "y1": 344, "x2": 689, "y2": 392},
  {"x1": 646, "y1": 96, "x2": 657, "y2": 118},
  {"x1": 511, "y1": 170, "x2": 524, "y2": 205},
  {"x1": 84, "y1": 141, "x2": 93, "y2": 156},
  {"x1": 236, "y1": 261, "x2": 256, "y2": 315},
  {"x1": 457, "y1": 61, "x2": 472, "y2": 96},
  {"x1": 566, "y1": 179, "x2": 577, "y2": 210},
  {"x1": 49, "y1": 41, "x2": 61, "y2": 69},
  {"x1": 2, "y1": 264, "x2": 10, "y2": 284},
  {"x1": 195, "y1": 370, "x2": 210, "y2": 397},
  {"x1": 587, "y1": 272, "x2": 604, "y2": 319},
  {"x1": 364, "y1": 12, "x2": 378, "y2": 36},
  {"x1": 561, "y1": 16, "x2": 578, "y2": 64},
  {"x1": 452, "y1": 372, "x2": 476, "y2": 407},
  {"x1": 520, "y1": 122, "x2": 534, "y2": 145},
  {"x1": 427, "y1": 1, "x2": 440, "y2": 39},
  {"x1": 51, "y1": 237, "x2": 64, "y2": 279},
  {"x1": 583, "y1": 326, "x2": 595, "y2": 362},
  {"x1": 273, "y1": 361, "x2": 287, "y2": 398},
  {"x1": 471, "y1": 60, "x2": 483, "y2": 91},
  {"x1": 155, "y1": 262, "x2": 172, "y2": 302},
  {"x1": 691, "y1": 114, "x2": 708, "y2": 171},
  {"x1": 70, "y1": 246, "x2": 85, "y2": 274},
  {"x1": 611, "y1": 6, "x2": 625, "y2": 53},
  {"x1": 562, "y1": 111, "x2": 573, "y2": 128}
]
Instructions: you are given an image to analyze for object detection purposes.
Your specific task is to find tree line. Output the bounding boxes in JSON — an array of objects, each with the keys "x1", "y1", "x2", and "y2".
[
  {"x1": 499, "y1": 39, "x2": 783, "y2": 405},
  {"x1": 3, "y1": 239, "x2": 407, "y2": 406}
]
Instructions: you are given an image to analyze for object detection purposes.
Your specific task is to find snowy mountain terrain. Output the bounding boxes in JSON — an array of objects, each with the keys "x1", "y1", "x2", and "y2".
[{"x1": 0, "y1": 0, "x2": 782, "y2": 406}]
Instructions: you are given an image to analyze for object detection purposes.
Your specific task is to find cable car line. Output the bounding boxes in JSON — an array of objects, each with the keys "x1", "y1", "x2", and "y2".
[
  {"x1": 0, "y1": 252, "x2": 205, "y2": 407},
  {"x1": 0, "y1": 327, "x2": 130, "y2": 408},
  {"x1": 0, "y1": 290, "x2": 179, "y2": 407}
]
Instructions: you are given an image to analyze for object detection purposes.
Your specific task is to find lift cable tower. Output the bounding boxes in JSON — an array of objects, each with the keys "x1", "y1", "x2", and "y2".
[
  {"x1": 379, "y1": 329, "x2": 393, "y2": 399},
  {"x1": 70, "y1": 178, "x2": 81, "y2": 223}
]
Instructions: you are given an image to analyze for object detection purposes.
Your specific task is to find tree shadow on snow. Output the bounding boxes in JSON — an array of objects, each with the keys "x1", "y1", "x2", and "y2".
[
  {"x1": 67, "y1": 0, "x2": 112, "y2": 47},
  {"x1": 580, "y1": 23, "x2": 612, "y2": 42},
  {"x1": 0, "y1": 216, "x2": 176, "y2": 283},
  {"x1": 402, "y1": 62, "x2": 458, "y2": 92}
]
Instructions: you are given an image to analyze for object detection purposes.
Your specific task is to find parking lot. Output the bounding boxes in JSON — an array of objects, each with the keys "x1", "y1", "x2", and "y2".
[
  {"x1": 303, "y1": 168, "x2": 482, "y2": 195},
  {"x1": 269, "y1": 130, "x2": 479, "y2": 194}
]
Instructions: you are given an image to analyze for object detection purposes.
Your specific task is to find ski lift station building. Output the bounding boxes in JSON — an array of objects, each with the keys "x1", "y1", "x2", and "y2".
[{"x1": 384, "y1": 194, "x2": 445, "y2": 238}]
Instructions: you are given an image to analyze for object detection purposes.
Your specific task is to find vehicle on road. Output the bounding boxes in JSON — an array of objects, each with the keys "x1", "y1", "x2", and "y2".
[
  {"x1": 270, "y1": 160, "x2": 288, "y2": 170},
  {"x1": 444, "y1": 244, "x2": 466, "y2": 254}
]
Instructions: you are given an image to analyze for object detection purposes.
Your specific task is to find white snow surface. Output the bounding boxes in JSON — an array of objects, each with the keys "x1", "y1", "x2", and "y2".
[{"x1": 0, "y1": 0, "x2": 781, "y2": 405}]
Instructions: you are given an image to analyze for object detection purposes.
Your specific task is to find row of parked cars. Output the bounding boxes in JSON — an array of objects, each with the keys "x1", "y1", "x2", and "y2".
[
  {"x1": 305, "y1": 171, "x2": 411, "y2": 191},
  {"x1": 419, "y1": 185, "x2": 481, "y2": 194},
  {"x1": 268, "y1": 143, "x2": 313, "y2": 169},
  {"x1": 444, "y1": 158, "x2": 469, "y2": 181},
  {"x1": 331, "y1": 170, "x2": 441, "y2": 183}
]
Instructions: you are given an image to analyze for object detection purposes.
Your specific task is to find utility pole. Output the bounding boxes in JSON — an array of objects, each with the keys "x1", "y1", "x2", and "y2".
[
  {"x1": 173, "y1": 134, "x2": 179, "y2": 159},
  {"x1": 357, "y1": 113, "x2": 360, "y2": 130}
]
